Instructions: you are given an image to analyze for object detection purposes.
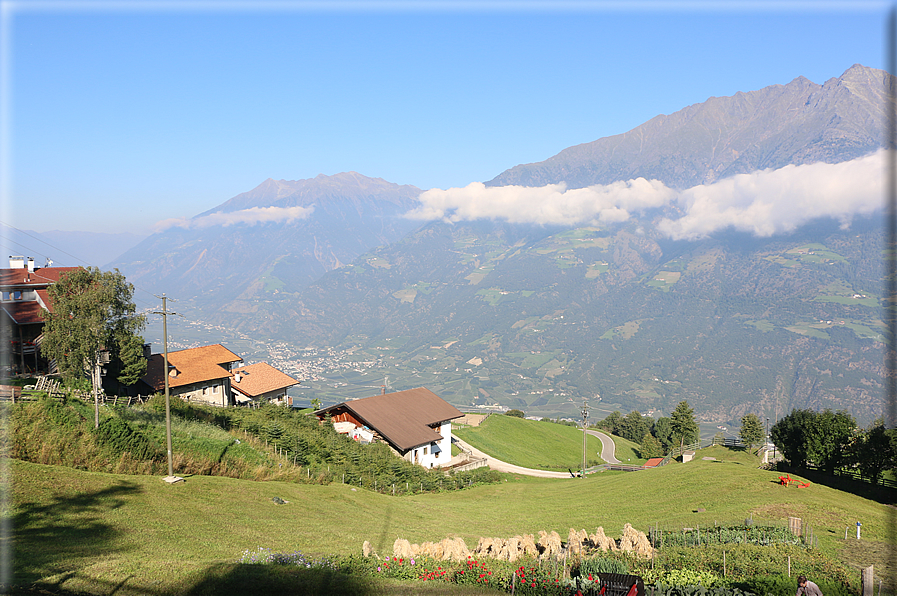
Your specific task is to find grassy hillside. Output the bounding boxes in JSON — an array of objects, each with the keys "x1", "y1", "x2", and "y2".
[
  {"x1": 453, "y1": 415, "x2": 604, "y2": 470},
  {"x1": 11, "y1": 446, "x2": 894, "y2": 595}
]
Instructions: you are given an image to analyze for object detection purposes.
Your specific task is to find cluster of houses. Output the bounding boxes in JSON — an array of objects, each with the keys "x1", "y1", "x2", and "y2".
[{"x1": 1, "y1": 256, "x2": 464, "y2": 469}]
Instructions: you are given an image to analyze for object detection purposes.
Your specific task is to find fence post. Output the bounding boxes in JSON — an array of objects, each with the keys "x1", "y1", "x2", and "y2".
[{"x1": 862, "y1": 565, "x2": 874, "y2": 596}]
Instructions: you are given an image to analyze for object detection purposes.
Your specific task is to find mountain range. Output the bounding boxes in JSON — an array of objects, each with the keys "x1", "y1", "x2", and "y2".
[{"x1": 103, "y1": 64, "x2": 890, "y2": 425}]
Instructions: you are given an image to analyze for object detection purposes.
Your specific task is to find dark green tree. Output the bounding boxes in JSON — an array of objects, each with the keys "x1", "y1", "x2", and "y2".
[
  {"x1": 771, "y1": 408, "x2": 855, "y2": 473},
  {"x1": 599, "y1": 411, "x2": 623, "y2": 434},
  {"x1": 851, "y1": 421, "x2": 894, "y2": 484},
  {"x1": 670, "y1": 400, "x2": 699, "y2": 454},
  {"x1": 771, "y1": 409, "x2": 815, "y2": 468},
  {"x1": 652, "y1": 417, "x2": 674, "y2": 453},
  {"x1": 807, "y1": 409, "x2": 855, "y2": 474},
  {"x1": 505, "y1": 409, "x2": 525, "y2": 418},
  {"x1": 41, "y1": 267, "x2": 146, "y2": 427},
  {"x1": 739, "y1": 413, "x2": 765, "y2": 454},
  {"x1": 638, "y1": 432, "x2": 664, "y2": 459},
  {"x1": 619, "y1": 410, "x2": 651, "y2": 442}
]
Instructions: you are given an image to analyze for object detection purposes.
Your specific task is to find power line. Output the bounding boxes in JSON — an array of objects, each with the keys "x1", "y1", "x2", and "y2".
[
  {"x1": 0, "y1": 220, "x2": 160, "y2": 310},
  {"x1": 0, "y1": 221, "x2": 92, "y2": 267}
]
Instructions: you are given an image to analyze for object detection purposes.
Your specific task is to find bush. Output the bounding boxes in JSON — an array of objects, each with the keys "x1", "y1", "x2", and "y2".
[
  {"x1": 739, "y1": 574, "x2": 853, "y2": 596},
  {"x1": 579, "y1": 556, "x2": 630, "y2": 576},
  {"x1": 93, "y1": 416, "x2": 162, "y2": 461},
  {"x1": 505, "y1": 409, "x2": 525, "y2": 418}
]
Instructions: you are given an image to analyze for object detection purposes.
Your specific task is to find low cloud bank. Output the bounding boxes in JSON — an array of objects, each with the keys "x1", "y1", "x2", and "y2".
[
  {"x1": 405, "y1": 150, "x2": 885, "y2": 239},
  {"x1": 658, "y1": 150, "x2": 884, "y2": 239},
  {"x1": 405, "y1": 179, "x2": 674, "y2": 226},
  {"x1": 155, "y1": 205, "x2": 315, "y2": 232}
]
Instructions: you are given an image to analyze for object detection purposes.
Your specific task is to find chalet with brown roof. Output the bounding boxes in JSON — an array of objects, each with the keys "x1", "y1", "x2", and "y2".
[
  {"x1": 315, "y1": 387, "x2": 463, "y2": 468},
  {"x1": 0, "y1": 256, "x2": 80, "y2": 375},
  {"x1": 142, "y1": 344, "x2": 243, "y2": 407},
  {"x1": 231, "y1": 362, "x2": 300, "y2": 406}
]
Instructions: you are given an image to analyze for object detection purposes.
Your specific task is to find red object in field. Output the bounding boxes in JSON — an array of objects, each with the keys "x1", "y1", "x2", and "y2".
[{"x1": 778, "y1": 474, "x2": 810, "y2": 488}]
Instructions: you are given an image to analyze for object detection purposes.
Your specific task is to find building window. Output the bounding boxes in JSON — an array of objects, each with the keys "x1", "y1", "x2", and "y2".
[
  {"x1": 13, "y1": 291, "x2": 20, "y2": 300},
  {"x1": 202, "y1": 386, "x2": 208, "y2": 395},
  {"x1": 423, "y1": 446, "x2": 428, "y2": 455}
]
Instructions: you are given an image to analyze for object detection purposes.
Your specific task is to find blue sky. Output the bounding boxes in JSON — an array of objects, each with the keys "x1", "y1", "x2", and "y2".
[{"x1": 1, "y1": 1, "x2": 889, "y2": 234}]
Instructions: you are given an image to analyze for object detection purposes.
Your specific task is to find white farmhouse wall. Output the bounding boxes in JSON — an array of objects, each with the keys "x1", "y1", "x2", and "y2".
[{"x1": 405, "y1": 422, "x2": 454, "y2": 468}]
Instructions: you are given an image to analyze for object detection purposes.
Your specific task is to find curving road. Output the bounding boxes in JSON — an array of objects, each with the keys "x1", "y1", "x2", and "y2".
[
  {"x1": 586, "y1": 429, "x2": 620, "y2": 464},
  {"x1": 452, "y1": 429, "x2": 619, "y2": 478}
]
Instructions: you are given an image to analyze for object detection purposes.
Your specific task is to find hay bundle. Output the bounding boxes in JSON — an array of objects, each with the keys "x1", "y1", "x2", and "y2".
[
  {"x1": 442, "y1": 537, "x2": 470, "y2": 561},
  {"x1": 474, "y1": 536, "x2": 492, "y2": 555},
  {"x1": 393, "y1": 538, "x2": 414, "y2": 559},
  {"x1": 589, "y1": 527, "x2": 617, "y2": 551},
  {"x1": 567, "y1": 528, "x2": 589, "y2": 555},
  {"x1": 538, "y1": 530, "x2": 562, "y2": 558},
  {"x1": 521, "y1": 534, "x2": 539, "y2": 557},
  {"x1": 507, "y1": 535, "x2": 522, "y2": 562},
  {"x1": 618, "y1": 523, "x2": 654, "y2": 558},
  {"x1": 495, "y1": 539, "x2": 511, "y2": 561},
  {"x1": 537, "y1": 530, "x2": 549, "y2": 554}
]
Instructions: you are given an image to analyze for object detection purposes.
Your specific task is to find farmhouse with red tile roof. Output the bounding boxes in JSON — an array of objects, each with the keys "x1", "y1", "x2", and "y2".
[
  {"x1": 0, "y1": 256, "x2": 81, "y2": 375},
  {"x1": 314, "y1": 387, "x2": 463, "y2": 468},
  {"x1": 142, "y1": 344, "x2": 300, "y2": 407},
  {"x1": 142, "y1": 344, "x2": 243, "y2": 407},
  {"x1": 231, "y1": 362, "x2": 300, "y2": 406}
]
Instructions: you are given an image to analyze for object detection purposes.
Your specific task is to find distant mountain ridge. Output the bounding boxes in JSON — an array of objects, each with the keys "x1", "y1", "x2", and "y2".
[
  {"x1": 111, "y1": 65, "x2": 891, "y2": 424},
  {"x1": 487, "y1": 64, "x2": 892, "y2": 189},
  {"x1": 111, "y1": 172, "x2": 422, "y2": 307},
  {"x1": 203, "y1": 172, "x2": 418, "y2": 214}
]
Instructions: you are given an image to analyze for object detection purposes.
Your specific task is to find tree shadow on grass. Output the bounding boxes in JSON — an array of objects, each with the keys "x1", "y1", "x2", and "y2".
[
  {"x1": 776, "y1": 464, "x2": 897, "y2": 506},
  {"x1": 12, "y1": 482, "x2": 142, "y2": 588},
  {"x1": 179, "y1": 563, "x2": 377, "y2": 596}
]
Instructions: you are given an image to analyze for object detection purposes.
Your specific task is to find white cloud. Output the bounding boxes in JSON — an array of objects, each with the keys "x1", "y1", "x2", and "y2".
[
  {"x1": 657, "y1": 150, "x2": 885, "y2": 240},
  {"x1": 154, "y1": 205, "x2": 315, "y2": 232},
  {"x1": 404, "y1": 150, "x2": 885, "y2": 239},
  {"x1": 405, "y1": 178, "x2": 675, "y2": 226}
]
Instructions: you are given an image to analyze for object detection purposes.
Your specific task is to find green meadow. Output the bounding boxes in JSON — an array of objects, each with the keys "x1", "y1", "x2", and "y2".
[
  {"x1": 453, "y1": 415, "x2": 605, "y2": 470},
  {"x1": 8, "y1": 404, "x2": 897, "y2": 595}
]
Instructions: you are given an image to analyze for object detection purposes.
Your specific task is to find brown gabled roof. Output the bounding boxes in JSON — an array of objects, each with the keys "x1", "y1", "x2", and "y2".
[
  {"x1": 142, "y1": 344, "x2": 242, "y2": 391},
  {"x1": 0, "y1": 267, "x2": 81, "y2": 289},
  {"x1": 1, "y1": 301, "x2": 44, "y2": 325},
  {"x1": 231, "y1": 362, "x2": 300, "y2": 398},
  {"x1": 318, "y1": 387, "x2": 463, "y2": 452}
]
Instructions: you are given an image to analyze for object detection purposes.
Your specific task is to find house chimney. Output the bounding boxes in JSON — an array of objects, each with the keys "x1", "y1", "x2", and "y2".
[
  {"x1": 27, "y1": 257, "x2": 34, "y2": 273},
  {"x1": 234, "y1": 372, "x2": 241, "y2": 383},
  {"x1": 9, "y1": 256, "x2": 24, "y2": 269}
]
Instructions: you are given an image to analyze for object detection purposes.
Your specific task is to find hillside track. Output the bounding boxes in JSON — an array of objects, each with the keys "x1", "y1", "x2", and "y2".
[
  {"x1": 585, "y1": 429, "x2": 620, "y2": 464},
  {"x1": 452, "y1": 430, "x2": 620, "y2": 477},
  {"x1": 452, "y1": 437, "x2": 575, "y2": 478}
]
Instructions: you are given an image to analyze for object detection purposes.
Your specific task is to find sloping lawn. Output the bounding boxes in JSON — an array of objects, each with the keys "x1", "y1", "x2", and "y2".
[{"x1": 454, "y1": 415, "x2": 604, "y2": 470}]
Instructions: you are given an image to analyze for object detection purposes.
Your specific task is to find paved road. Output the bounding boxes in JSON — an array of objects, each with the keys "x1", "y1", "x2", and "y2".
[
  {"x1": 452, "y1": 437, "x2": 576, "y2": 478},
  {"x1": 452, "y1": 429, "x2": 620, "y2": 478},
  {"x1": 585, "y1": 429, "x2": 620, "y2": 464}
]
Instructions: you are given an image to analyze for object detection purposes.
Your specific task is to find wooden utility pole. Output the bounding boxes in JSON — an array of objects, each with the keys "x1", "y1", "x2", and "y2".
[
  {"x1": 154, "y1": 295, "x2": 183, "y2": 484},
  {"x1": 581, "y1": 400, "x2": 589, "y2": 477}
]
